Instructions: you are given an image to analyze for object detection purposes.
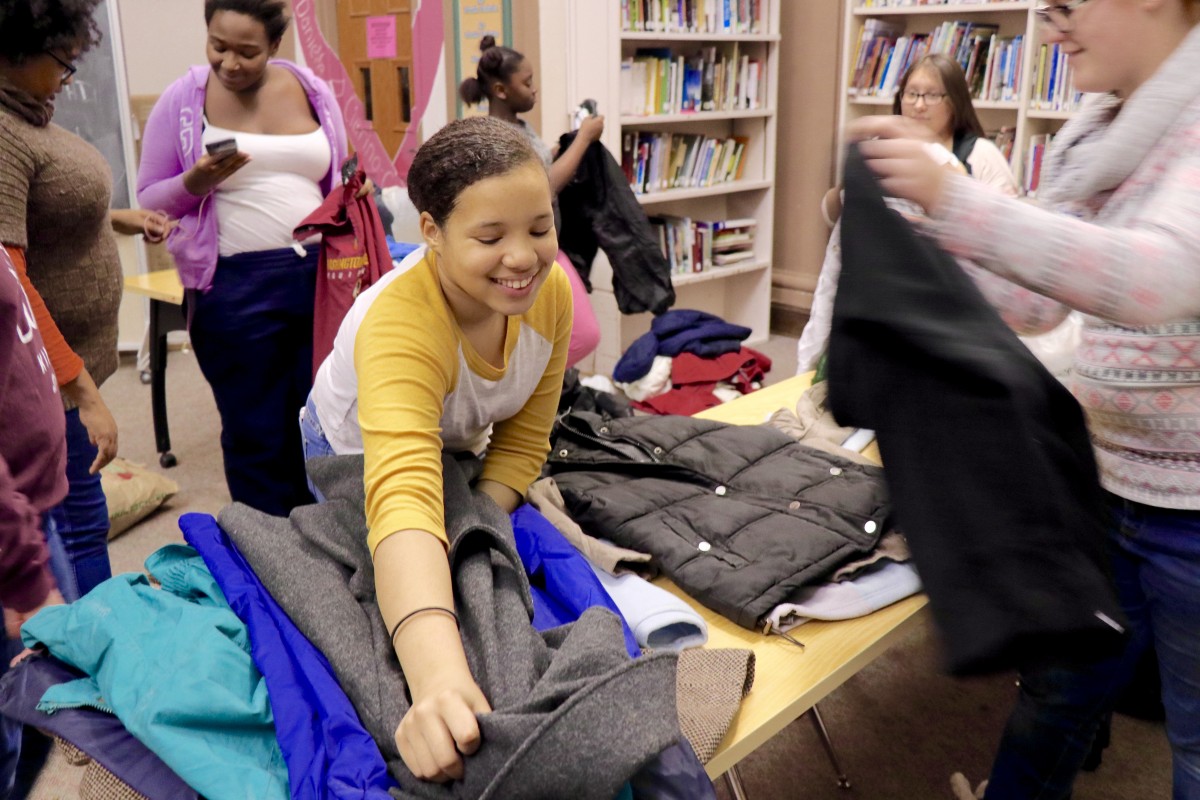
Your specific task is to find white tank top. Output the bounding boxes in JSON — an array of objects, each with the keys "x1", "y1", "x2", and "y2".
[{"x1": 202, "y1": 121, "x2": 331, "y2": 257}]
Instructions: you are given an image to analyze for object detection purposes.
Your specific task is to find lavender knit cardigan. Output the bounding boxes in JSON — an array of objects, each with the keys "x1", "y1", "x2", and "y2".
[{"x1": 136, "y1": 61, "x2": 349, "y2": 292}]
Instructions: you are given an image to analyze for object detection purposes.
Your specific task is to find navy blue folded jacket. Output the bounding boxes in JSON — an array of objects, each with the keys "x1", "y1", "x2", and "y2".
[{"x1": 613, "y1": 310, "x2": 751, "y2": 383}]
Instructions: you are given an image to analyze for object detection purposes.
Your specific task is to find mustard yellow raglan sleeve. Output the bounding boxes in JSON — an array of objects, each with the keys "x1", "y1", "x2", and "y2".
[
  {"x1": 480, "y1": 263, "x2": 574, "y2": 496},
  {"x1": 356, "y1": 279, "x2": 459, "y2": 556}
]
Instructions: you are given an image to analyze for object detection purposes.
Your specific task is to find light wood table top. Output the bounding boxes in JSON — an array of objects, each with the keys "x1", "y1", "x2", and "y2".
[
  {"x1": 124, "y1": 269, "x2": 184, "y2": 305},
  {"x1": 656, "y1": 373, "x2": 927, "y2": 778}
]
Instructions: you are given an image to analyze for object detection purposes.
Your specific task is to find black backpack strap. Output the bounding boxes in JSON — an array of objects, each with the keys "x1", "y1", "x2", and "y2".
[{"x1": 952, "y1": 131, "x2": 979, "y2": 176}]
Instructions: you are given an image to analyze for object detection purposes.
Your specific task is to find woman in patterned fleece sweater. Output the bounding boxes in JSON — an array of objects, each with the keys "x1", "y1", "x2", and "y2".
[{"x1": 853, "y1": 1, "x2": 1200, "y2": 798}]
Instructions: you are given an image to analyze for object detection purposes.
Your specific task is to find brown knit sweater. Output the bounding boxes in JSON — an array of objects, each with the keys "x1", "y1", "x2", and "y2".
[{"x1": 0, "y1": 108, "x2": 122, "y2": 390}]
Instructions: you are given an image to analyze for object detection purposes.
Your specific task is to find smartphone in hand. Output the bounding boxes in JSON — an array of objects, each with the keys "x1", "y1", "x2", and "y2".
[{"x1": 205, "y1": 138, "x2": 238, "y2": 159}]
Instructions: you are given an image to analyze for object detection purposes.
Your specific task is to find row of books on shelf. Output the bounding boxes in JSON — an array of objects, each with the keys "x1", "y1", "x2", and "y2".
[
  {"x1": 620, "y1": 45, "x2": 766, "y2": 117},
  {"x1": 622, "y1": 131, "x2": 750, "y2": 195},
  {"x1": 1030, "y1": 42, "x2": 1083, "y2": 111},
  {"x1": 621, "y1": 0, "x2": 767, "y2": 34},
  {"x1": 649, "y1": 216, "x2": 758, "y2": 275},
  {"x1": 849, "y1": 20, "x2": 1024, "y2": 102},
  {"x1": 1024, "y1": 132, "x2": 1053, "y2": 195}
]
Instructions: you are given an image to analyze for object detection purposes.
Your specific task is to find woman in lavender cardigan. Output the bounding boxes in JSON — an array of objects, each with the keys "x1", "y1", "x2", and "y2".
[
  {"x1": 854, "y1": 1, "x2": 1200, "y2": 797},
  {"x1": 138, "y1": 0, "x2": 347, "y2": 516}
]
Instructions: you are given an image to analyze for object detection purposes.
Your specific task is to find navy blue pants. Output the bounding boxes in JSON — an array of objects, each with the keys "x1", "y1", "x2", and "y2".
[
  {"x1": 48, "y1": 407, "x2": 111, "y2": 597},
  {"x1": 986, "y1": 494, "x2": 1200, "y2": 799},
  {"x1": 189, "y1": 247, "x2": 317, "y2": 517}
]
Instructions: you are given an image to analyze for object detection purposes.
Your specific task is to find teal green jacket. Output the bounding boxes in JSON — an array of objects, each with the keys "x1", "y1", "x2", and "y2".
[{"x1": 22, "y1": 544, "x2": 287, "y2": 799}]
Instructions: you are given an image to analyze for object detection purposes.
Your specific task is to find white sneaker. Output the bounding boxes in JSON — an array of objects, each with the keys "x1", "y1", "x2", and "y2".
[{"x1": 949, "y1": 772, "x2": 988, "y2": 800}]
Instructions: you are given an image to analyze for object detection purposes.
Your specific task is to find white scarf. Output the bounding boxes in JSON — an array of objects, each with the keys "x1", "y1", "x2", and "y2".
[{"x1": 1039, "y1": 22, "x2": 1200, "y2": 205}]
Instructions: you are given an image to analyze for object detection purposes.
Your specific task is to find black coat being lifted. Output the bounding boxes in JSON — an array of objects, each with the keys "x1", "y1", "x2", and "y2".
[
  {"x1": 547, "y1": 412, "x2": 889, "y2": 629},
  {"x1": 827, "y1": 145, "x2": 1127, "y2": 676},
  {"x1": 555, "y1": 132, "x2": 675, "y2": 315}
]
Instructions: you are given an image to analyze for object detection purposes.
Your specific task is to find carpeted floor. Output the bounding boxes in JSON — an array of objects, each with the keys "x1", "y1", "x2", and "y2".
[{"x1": 30, "y1": 337, "x2": 1172, "y2": 799}]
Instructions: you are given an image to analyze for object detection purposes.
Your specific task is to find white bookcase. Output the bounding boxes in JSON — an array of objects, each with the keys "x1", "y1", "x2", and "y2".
[
  {"x1": 837, "y1": 1, "x2": 1079, "y2": 193},
  {"x1": 557, "y1": 0, "x2": 780, "y2": 376}
]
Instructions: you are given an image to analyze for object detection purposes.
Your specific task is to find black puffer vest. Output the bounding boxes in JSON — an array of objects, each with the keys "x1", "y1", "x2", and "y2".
[{"x1": 546, "y1": 412, "x2": 891, "y2": 629}]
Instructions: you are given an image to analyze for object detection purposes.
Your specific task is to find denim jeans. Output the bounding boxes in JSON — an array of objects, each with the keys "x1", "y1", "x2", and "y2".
[
  {"x1": 0, "y1": 515, "x2": 75, "y2": 798},
  {"x1": 298, "y1": 393, "x2": 336, "y2": 503},
  {"x1": 986, "y1": 495, "x2": 1200, "y2": 800},
  {"x1": 50, "y1": 407, "x2": 112, "y2": 597}
]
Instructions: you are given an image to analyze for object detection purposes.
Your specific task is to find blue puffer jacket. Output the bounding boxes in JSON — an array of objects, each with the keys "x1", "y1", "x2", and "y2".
[
  {"x1": 182, "y1": 513, "x2": 397, "y2": 800},
  {"x1": 511, "y1": 503, "x2": 639, "y2": 657}
]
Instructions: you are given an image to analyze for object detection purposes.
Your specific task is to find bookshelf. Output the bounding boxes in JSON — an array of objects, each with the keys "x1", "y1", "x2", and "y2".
[
  {"x1": 557, "y1": 0, "x2": 780, "y2": 375},
  {"x1": 837, "y1": 0, "x2": 1082, "y2": 196}
]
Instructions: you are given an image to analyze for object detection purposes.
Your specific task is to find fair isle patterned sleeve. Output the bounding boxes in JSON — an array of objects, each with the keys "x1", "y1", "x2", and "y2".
[
  {"x1": 925, "y1": 119, "x2": 1200, "y2": 329},
  {"x1": 924, "y1": 100, "x2": 1200, "y2": 509}
]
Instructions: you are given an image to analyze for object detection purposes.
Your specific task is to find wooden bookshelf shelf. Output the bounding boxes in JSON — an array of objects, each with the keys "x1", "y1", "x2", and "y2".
[
  {"x1": 847, "y1": 95, "x2": 895, "y2": 106},
  {"x1": 635, "y1": 179, "x2": 773, "y2": 205},
  {"x1": 672, "y1": 258, "x2": 769, "y2": 287},
  {"x1": 974, "y1": 99, "x2": 1022, "y2": 110},
  {"x1": 1027, "y1": 108, "x2": 1076, "y2": 120},
  {"x1": 620, "y1": 108, "x2": 773, "y2": 125},
  {"x1": 620, "y1": 31, "x2": 780, "y2": 42},
  {"x1": 852, "y1": 2, "x2": 1034, "y2": 16}
]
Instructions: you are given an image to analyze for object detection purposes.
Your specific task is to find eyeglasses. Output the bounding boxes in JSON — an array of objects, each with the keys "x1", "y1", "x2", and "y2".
[
  {"x1": 900, "y1": 91, "x2": 947, "y2": 106},
  {"x1": 1035, "y1": 0, "x2": 1092, "y2": 32},
  {"x1": 44, "y1": 50, "x2": 77, "y2": 82}
]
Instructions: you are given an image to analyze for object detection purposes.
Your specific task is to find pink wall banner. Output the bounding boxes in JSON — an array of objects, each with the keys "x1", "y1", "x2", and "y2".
[
  {"x1": 293, "y1": 0, "x2": 444, "y2": 186},
  {"x1": 365, "y1": 16, "x2": 397, "y2": 60}
]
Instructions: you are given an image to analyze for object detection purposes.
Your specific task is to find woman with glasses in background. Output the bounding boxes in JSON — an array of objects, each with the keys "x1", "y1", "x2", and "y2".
[
  {"x1": 852, "y1": 0, "x2": 1200, "y2": 797},
  {"x1": 889, "y1": 54, "x2": 1017, "y2": 192},
  {"x1": 797, "y1": 55, "x2": 1017, "y2": 373}
]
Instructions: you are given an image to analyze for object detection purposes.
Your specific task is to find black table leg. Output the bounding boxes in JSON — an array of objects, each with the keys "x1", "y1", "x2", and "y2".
[{"x1": 148, "y1": 297, "x2": 186, "y2": 468}]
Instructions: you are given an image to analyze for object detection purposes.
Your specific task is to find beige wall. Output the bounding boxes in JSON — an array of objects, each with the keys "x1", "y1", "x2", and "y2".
[
  {"x1": 771, "y1": 0, "x2": 844, "y2": 317},
  {"x1": 510, "y1": 0, "x2": 541, "y2": 134},
  {"x1": 117, "y1": 0, "x2": 208, "y2": 95}
]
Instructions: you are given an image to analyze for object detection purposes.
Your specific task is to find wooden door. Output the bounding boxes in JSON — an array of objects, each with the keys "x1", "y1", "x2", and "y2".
[{"x1": 336, "y1": 0, "x2": 414, "y2": 157}]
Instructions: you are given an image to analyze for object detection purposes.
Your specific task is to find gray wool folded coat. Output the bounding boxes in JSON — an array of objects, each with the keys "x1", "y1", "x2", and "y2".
[{"x1": 218, "y1": 452, "x2": 680, "y2": 800}]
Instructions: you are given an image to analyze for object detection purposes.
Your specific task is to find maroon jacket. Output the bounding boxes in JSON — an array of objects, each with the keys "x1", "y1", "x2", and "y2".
[
  {"x1": 633, "y1": 347, "x2": 772, "y2": 416},
  {"x1": 0, "y1": 247, "x2": 65, "y2": 612},
  {"x1": 295, "y1": 166, "x2": 393, "y2": 377}
]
